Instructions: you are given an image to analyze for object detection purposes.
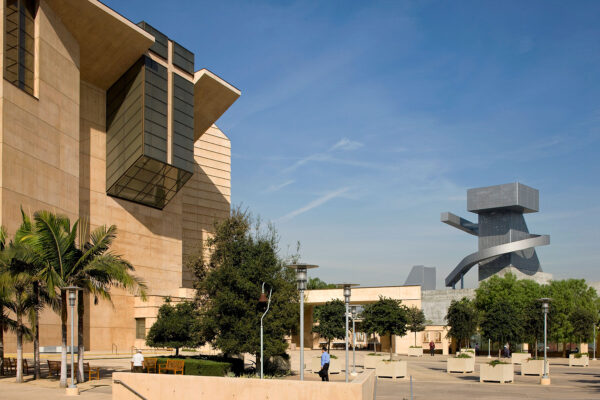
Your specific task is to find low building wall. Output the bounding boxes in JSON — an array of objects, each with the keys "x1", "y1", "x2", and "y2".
[{"x1": 112, "y1": 370, "x2": 376, "y2": 400}]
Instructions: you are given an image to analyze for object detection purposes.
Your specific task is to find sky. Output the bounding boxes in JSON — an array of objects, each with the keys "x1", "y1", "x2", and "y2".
[{"x1": 104, "y1": 0, "x2": 600, "y2": 289}]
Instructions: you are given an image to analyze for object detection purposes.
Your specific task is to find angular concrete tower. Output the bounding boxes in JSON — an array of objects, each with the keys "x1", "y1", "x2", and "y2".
[{"x1": 442, "y1": 183, "x2": 551, "y2": 288}]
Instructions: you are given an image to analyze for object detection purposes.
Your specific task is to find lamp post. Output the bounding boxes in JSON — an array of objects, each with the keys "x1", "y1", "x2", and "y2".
[
  {"x1": 488, "y1": 338, "x2": 491, "y2": 358},
  {"x1": 258, "y1": 282, "x2": 272, "y2": 379},
  {"x1": 337, "y1": 283, "x2": 359, "y2": 383},
  {"x1": 351, "y1": 306, "x2": 358, "y2": 376},
  {"x1": 593, "y1": 323, "x2": 597, "y2": 361},
  {"x1": 286, "y1": 264, "x2": 318, "y2": 381},
  {"x1": 63, "y1": 286, "x2": 80, "y2": 396},
  {"x1": 539, "y1": 298, "x2": 551, "y2": 385}
]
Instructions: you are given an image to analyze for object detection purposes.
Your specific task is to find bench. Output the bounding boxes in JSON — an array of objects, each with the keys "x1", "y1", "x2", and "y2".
[
  {"x1": 47, "y1": 360, "x2": 61, "y2": 377},
  {"x1": 83, "y1": 362, "x2": 100, "y2": 381},
  {"x1": 158, "y1": 359, "x2": 184, "y2": 375},
  {"x1": 144, "y1": 358, "x2": 157, "y2": 373}
]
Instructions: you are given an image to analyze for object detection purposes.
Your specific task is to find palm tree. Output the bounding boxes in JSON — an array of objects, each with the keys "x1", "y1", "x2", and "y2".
[
  {"x1": 0, "y1": 247, "x2": 35, "y2": 383},
  {"x1": 0, "y1": 253, "x2": 18, "y2": 376},
  {"x1": 25, "y1": 211, "x2": 146, "y2": 385},
  {"x1": 70, "y1": 222, "x2": 147, "y2": 382}
]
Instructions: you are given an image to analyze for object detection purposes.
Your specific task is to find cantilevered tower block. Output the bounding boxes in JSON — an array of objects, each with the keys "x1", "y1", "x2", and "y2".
[{"x1": 442, "y1": 183, "x2": 551, "y2": 288}]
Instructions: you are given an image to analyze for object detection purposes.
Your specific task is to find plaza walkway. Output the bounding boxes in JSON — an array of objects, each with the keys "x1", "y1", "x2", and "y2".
[{"x1": 0, "y1": 350, "x2": 598, "y2": 399}]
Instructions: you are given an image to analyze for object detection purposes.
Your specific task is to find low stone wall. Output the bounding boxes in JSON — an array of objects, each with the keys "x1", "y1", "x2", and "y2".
[{"x1": 112, "y1": 370, "x2": 376, "y2": 400}]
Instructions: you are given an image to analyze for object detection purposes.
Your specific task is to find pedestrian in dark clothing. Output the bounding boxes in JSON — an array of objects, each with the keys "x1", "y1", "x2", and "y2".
[
  {"x1": 475, "y1": 343, "x2": 480, "y2": 356},
  {"x1": 319, "y1": 346, "x2": 330, "y2": 382},
  {"x1": 429, "y1": 340, "x2": 435, "y2": 356}
]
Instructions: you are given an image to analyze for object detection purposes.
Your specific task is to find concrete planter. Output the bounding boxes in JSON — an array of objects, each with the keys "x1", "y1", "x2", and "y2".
[
  {"x1": 521, "y1": 359, "x2": 548, "y2": 376},
  {"x1": 408, "y1": 347, "x2": 423, "y2": 357},
  {"x1": 511, "y1": 352, "x2": 531, "y2": 365},
  {"x1": 329, "y1": 358, "x2": 342, "y2": 374},
  {"x1": 311, "y1": 357, "x2": 322, "y2": 372},
  {"x1": 480, "y1": 363, "x2": 514, "y2": 383},
  {"x1": 364, "y1": 355, "x2": 387, "y2": 369},
  {"x1": 375, "y1": 360, "x2": 407, "y2": 380},
  {"x1": 568, "y1": 354, "x2": 589, "y2": 367},
  {"x1": 447, "y1": 357, "x2": 475, "y2": 373}
]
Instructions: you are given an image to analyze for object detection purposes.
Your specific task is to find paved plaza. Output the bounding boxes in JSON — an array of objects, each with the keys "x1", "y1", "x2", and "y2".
[{"x1": 0, "y1": 350, "x2": 599, "y2": 399}]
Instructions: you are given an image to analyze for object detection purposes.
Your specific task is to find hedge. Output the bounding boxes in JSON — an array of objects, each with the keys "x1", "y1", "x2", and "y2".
[{"x1": 156, "y1": 356, "x2": 242, "y2": 376}]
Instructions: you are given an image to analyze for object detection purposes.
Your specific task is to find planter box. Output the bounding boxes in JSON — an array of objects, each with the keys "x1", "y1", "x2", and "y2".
[
  {"x1": 364, "y1": 355, "x2": 387, "y2": 369},
  {"x1": 521, "y1": 359, "x2": 548, "y2": 376},
  {"x1": 447, "y1": 357, "x2": 475, "y2": 373},
  {"x1": 480, "y1": 363, "x2": 514, "y2": 383},
  {"x1": 329, "y1": 358, "x2": 342, "y2": 374},
  {"x1": 375, "y1": 360, "x2": 407, "y2": 380},
  {"x1": 569, "y1": 354, "x2": 589, "y2": 367},
  {"x1": 511, "y1": 353, "x2": 531, "y2": 365},
  {"x1": 408, "y1": 347, "x2": 423, "y2": 357},
  {"x1": 311, "y1": 357, "x2": 321, "y2": 372}
]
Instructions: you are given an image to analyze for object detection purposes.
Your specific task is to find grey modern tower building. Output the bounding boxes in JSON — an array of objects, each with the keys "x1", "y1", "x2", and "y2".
[{"x1": 442, "y1": 183, "x2": 551, "y2": 288}]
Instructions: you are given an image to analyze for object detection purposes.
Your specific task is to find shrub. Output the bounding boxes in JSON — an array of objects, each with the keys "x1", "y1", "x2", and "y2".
[
  {"x1": 573, "y1": 353, "x2": 587, "y2": 359},
  {"x1": 457, "y1": 353, "x2": 472, "y2": 359},
  {"x1": 488, "y1": 360, "x2": 509, "y2": 367},
  {"x1": 156, "y1": 356, "x2": 244, "y2": 376},
  {"x1": 409, "y1": 346, "x2": 421, "y2": 348}
]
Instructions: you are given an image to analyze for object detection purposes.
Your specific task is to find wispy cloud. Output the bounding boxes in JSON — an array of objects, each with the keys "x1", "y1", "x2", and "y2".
[
  {"x1": 265, "y1": 179, "x2": 295, "y2": 193},
  {"x1": 277, "y1": 187, "x2": 351, "y2": 222},
  {"x1": 282, "y1": 138, "x2": 364, "y2": 173},
  {"x1": 330, "y1": 138, "x2": 363, "y2": 151}
]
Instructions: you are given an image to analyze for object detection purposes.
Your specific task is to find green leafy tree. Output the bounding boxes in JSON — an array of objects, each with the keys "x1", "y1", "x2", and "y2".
[
  {"x1": 307, "y1": 277, "x2": 337, "y2": 290},
  {"x1": 445, "y1": 297, "x2": 479, "y2": 349},
  {"x1": 312, "y1": 299, "x2": 345, "y2": 352},
  {"x1": 194, "y1": 209, "x2": 299, "y2": 374},
  {"x1": 361, "y1": 297, "x2": 408, "y2": 360},
  {"x1": 569, "y1": 307, "x2": 596, "y2": 344},
  {"x1": 517, "y1": 279, "x2": 545, "y2": 357},
  {"x1": 146, "y1": 300, "x2": 199, "y2": 355},
  {"x1": 406, "y1": 306, "x2": 427, "y2": 347},
  {"x1": 479, "y1": 297, "x2": 523, "y2": 358},
  {"x1": 547, "y1": 279, "x2": 598, "y2": 355}
]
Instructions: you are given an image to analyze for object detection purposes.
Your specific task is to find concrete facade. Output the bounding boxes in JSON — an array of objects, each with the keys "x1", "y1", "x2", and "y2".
[{"x1": 1, "y1": 0, "x2": 238, "y2": 352}]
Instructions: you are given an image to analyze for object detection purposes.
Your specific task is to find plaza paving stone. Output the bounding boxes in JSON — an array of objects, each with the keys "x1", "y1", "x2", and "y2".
[{"x1": 0, "y1": 350, "x2": 598, "y2": 399}]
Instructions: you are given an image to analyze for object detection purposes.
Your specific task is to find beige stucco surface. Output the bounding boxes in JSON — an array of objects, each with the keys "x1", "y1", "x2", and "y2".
[{"x1": 112, "y1": 370, "x2": 376, "y2": 400}]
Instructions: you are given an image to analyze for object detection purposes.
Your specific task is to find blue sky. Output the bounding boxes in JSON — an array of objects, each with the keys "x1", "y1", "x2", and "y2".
[{"x1": 105, "y1": 0, "x2": 600, "y2": 289}]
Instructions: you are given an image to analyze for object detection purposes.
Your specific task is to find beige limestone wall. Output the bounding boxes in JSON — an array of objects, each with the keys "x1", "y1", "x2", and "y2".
[
  {"x1": 113, "y1": 370, "x2": 376, "y2": 400},
  {"x1": 181, "y1": 124, "x2": 231, "y2": 288},
  {"x1": 0, "y1": 1, "x2": 81, "y2": 352}
]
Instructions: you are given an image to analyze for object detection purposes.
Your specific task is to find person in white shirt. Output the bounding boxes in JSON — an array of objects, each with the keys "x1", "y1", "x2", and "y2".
[{"x1": 132, "y1": 349, "x2": 144, "y2": 373}]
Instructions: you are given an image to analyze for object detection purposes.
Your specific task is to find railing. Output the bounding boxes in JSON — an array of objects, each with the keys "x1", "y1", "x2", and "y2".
[{"x1": 114, "y1": 380, "x2": 147, "y2": 400}]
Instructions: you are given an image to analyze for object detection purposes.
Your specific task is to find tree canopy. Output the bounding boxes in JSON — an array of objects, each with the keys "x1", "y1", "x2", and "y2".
[
  {"x1": 361, "y1": 297, "x2": 408, "y2": 360},
  {"x1": 406, "y1": 306, "x2": 427, "y2": 346},
  {"x1": 146, "y1": 300, "x2": 198, "y2": 355},
  {"x1": 445, "y1": 297, "x2": 479, "y2": 348},
  {"x1": 194, "y1": 209, "x2": 298, "y2": 370},
  {"x1": 312, "y1": 299, "x2": 345, "y2": 351},
  {"x1": 307, "y1": 277, "x2": 337, "y2": 290}
]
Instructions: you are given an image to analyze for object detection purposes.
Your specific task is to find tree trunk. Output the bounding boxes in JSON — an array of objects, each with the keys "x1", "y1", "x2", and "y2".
[
  {"x1": 175, "y1": 347, "x2": 179, "y2": 356},
  {"x1": 0, "y1": 312, "x2": 4, "y2": 377},
  {"x1": 77, "y1": 293, "x2": 84, "y2": 383},
  {"x1": 327, "y1": 339, "x2": 331, "y2": 353},
  {"x1": 414, "y1": 331, "x2": 417, "y2": 347},
  {"x1": 77, "y1": 295, "x2": 84, "y2": 382},
  {"x1": 60, "y1": 291, "x2": 68, "y2": 388},
  {"x1": 389, "y1": 333, "x2": 393, "y2": 361},
  {"x1": 16, "y1": 315, "x2": 23, "y2": 383},
  {"x1": 33, "y1": 282, "x2": 40, "y2": 379},
  {"x1": 535, "y1": 340, "x2": 538, "y2": 359},
  {"x1": 562, "y1": 341, "x2": 566, "y2": 357}
]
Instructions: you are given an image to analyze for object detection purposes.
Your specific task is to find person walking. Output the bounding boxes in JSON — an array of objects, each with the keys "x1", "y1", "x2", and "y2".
[
  {"x1": 429, "y1": 340, "x2": 435, "y2": 356},
  {"x1": 475, "y1": 343, "x2": 480, "y2": 356},
  {"x1": 131, "y1": 349, "x2": 144, "y2": 373},
  {"x1": 319, "y1": 346, "x2": 330, "y2": 382}
]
